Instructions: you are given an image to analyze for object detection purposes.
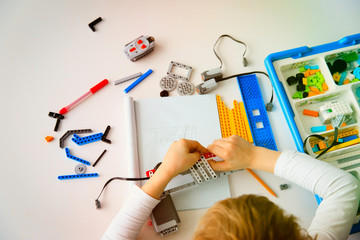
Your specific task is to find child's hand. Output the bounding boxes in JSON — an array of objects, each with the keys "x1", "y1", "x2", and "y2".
[
  {"x1": 207, "y1": 135, "x2": 255, "y2": 172},
  {"x1": 207, "y1": 135, "x2": 280, "y2": 173},
  {"x1": 159, "y1": 139, "x2": 208, "y2": 180},
  {"x1": 142, "y1": 139, "x2": 207, "y2": 199}
]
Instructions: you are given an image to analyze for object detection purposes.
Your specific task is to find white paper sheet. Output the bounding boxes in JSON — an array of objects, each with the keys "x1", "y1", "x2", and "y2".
[{"x1": 127, "y1": 94, "x2": 231, "y2": 210}]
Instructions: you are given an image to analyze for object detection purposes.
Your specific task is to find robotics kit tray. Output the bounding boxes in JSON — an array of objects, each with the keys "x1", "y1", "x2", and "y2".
[{"x1": 265, "y1": 34, "x2": 360, "y2": 229}]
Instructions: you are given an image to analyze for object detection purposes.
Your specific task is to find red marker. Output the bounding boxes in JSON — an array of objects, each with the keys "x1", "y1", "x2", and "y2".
[{"x1": 59, "y1": 79, "x2": 109, "y2": 114}]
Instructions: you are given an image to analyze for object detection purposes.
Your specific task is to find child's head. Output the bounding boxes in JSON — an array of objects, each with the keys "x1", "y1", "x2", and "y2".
[{"x1": 193, "y1": 194, "x2": 314, "y2": 240}]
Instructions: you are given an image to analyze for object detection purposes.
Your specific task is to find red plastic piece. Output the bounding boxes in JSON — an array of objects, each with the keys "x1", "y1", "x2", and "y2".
[
  {"x1": 137, "y1": 39, "x2": 143, "y2": 44},
  {"x1": 141, "y1": 44, "x2": 146, "y2": 49},
  {"x1": 130, "y1": 47, "x2": 136, "y2": 52},
  {"x1": 90, "y1": 79, "x2": 109, "y2": 94},
  {"x1": 203, "y1": 152, "x2": 216, "y2": 159},
  {"x1": 146, "y1": 169, "x2": 155, "y2": 177}
]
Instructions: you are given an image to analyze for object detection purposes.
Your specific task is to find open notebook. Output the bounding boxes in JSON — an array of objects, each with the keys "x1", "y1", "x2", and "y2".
[{"x1": 124, "y1": 94, "x2": 231, "y2": 210}]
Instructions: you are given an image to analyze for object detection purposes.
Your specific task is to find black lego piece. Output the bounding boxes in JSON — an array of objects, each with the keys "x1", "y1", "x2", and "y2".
[
  {"x1": 101, "y1": 125, "x2": 112, "y2": 144},
  {"x1": 160, "y1": 90, "x2": 169, "y2": 97},
  {"x1": 332, "y1": 59, "x2": 347, "y2": 73},
  {"x1": 89, "y1": 17, "x2": 102, "y2": 32},
  {"x1": 286, "y1": 76, "x2": 297, "y2": 86},
  {"x1": 302, "y1": 92, "x2": 309, "y2": 98},
  {"x1": 296, "y1": 84, "x2": 305, "y2": 92},
  {"x1": 59, "y1": 129, "x2": 92, "y2": 148},
  {"x1": 93, "y1": 149, "x2": 107, "y2": 167},
  {"x1": 48, "y1": 112, "x2": 64, "y2": 132},
  {"x1": 295, "y1": 73, "x2": 304, "y2": 79}
]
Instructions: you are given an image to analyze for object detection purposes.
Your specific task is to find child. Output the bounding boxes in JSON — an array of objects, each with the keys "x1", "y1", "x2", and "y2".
[{"x1": 102, "y1": 135, "x2": 360, "y2": 240}]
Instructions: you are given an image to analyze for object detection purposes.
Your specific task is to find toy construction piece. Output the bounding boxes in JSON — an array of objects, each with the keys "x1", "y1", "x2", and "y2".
[
  {"x1": 195, "y1": 161, "x2": 210, "y2": 181},
  {"x1": 160, "y1": 76, "x2": 177, "y2": 91},
  {"x1": 237, "y1": 74, "x2": 277, "y2": 150},
  {"x1": 200, "y1": 155, "x2": 217, "y2": 179},
  {"x1": 65, "y1": 148, "x2": 91, "y2": 165},
  {"x1": 59, "y1": 129, "x2": 92, "y2": 148},
  {"x1": 167, "y1": 61, "x2": 193, "y2": 81},
  {"x1": 72, "y1": 133, "x2": 103, "y2": 145},
  {"x1": 58, "y1": 173, "x2": 99, "y2": 180},
  {"x1": 189, "y1": 166, "x2": 202, "y2": 183},
  {"x1": 75, "y1": 164, "x2": 87, "y2": 174},
  {"x1": 216, "y1": 95, "x2": 253, "y2": 142},
  {"x1": 177, "y1": 81, "x2": 194, "y2": 96}
]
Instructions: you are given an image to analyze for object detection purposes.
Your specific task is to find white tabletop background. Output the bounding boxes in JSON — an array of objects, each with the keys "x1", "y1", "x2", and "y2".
[{"x1": 1, "y1": 0, "x2": 360, "y2": 239}]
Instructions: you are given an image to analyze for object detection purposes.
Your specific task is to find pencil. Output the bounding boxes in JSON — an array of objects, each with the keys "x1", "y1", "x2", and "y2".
[{"x1": 246, "y1": 168, "x2": 277, "y2": 198}]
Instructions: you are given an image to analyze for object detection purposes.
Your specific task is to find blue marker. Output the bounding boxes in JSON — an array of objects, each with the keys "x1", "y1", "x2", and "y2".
[{"x1": 124, "y1": 69, "x2": 153, "y2": 93}]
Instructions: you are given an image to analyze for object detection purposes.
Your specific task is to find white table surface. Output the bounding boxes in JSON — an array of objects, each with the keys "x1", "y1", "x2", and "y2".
[{"x1": 1, "y1": 0, "x2": 360, "y2": 239}]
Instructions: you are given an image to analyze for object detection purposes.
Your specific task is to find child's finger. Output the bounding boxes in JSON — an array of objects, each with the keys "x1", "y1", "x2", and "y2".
[{"x1": 207, "y1": 159, "x2": 230, "y2": 172}]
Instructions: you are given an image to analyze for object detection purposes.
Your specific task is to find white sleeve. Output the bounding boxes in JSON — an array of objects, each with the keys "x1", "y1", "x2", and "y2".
[
  {"x1": 102, "y1": 185, "x2": 161, "y2": 240},
  {"x1": 274, "y1": 149, "x2": 360, "y2": 240}
]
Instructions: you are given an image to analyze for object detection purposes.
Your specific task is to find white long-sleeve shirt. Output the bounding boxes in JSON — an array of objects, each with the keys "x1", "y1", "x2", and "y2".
[{"x1": 102, "y1": 150, "x2": 360, "y2": 240}]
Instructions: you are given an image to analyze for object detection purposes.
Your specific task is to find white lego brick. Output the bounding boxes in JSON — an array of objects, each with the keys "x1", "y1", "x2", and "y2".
[
  {"x1": 200, "y1": 156, "x2": 218, "y2": 179},
  {"x1": 195, "y1": 161, "x2": 210, "y2": 181},
  {"x1": 319, "y1": 101, "x2": 353, "y2": 124},
  {"x1": 189, "y1": 166, "x2": 202, "y2": 183}
]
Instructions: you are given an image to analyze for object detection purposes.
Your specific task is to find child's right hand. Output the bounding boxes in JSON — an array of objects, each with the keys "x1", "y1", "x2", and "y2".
[
  {"x1": 207, "y1": 135, "x2": 280, "y2": 173},
  {"x1": 207, "y1": 135, "x2": 256, "y2": 171}
]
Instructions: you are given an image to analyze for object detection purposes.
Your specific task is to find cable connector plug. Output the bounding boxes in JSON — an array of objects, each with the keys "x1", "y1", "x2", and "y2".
[
  {"x1": 196, "y1": 79, "x2": 218, "y2": 95},
  {"x1": 242, "y1": 57, "x2": 248, "y2": 67},
  {"x1": 95, "y1": 199, "x2": 101, "y2": 209},
  {"x1": 266, "y1": 102, "x2": 273, "y2": 112},
  {"x1": 201, "y1": 68, "x2": 223, "y2": 81}
]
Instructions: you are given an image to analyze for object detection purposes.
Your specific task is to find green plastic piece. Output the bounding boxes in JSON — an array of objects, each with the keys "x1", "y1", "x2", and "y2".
[
  {"x1": 351, "y1": 78, "x2": 360, "y2": 83},
  {"x1": 342, "y1": 52, "x2": 358, "y2": 62},
  {"x1": 292, "y1": 91, "x2": 303, "y2": 99},
  {"x1": 316, "y1": 82, "x2": 323, "y2": 92},
  {"x1": 299, "y1": 67, "x2": 306, "y2": 72},
  {"x1": 305, "y1": 85, "x2": 310, "y2": 92},
  {"x1": 307, "y1": 76, "x2": 316, "y2": 86}
]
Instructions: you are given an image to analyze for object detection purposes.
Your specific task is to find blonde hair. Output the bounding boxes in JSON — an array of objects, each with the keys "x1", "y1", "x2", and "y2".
[{"x1": 193, "y1": 194, "x2": 314, "y2": 240}]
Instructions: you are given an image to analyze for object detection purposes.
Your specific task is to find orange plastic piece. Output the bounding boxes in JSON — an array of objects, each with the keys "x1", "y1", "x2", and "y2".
[
  {"x1": 45, "y1": 136, "x2": 54, "y2": 142},
  {"x1": 326, "y1": 122, "x2": 347, "y2": 131},
  {"x1": 318, "y1": 141, "x2": 327, "y2": 150},
  {"x1": 303, "y1": 109, "x2": 319, "y2": 117},
  {"x1": 309, "y1": 86, "x2": 320, "y2": 93},
  {"x1": 322, "y1": 82, "x2": 328, "y2": 91},
  {"x1": 216, "y1": 95, "x2": 253, "y2": 143},
  {"x1": 343, "y1": 79, "x2": 350, "y2": 85},
  {"x1": 309, "y1": 69, "x2": 320, "y2": 75},
  {"x1": 304, "y1": 69, "x2": 311, "y2": 78},
  {"x1": 326, "y1": 125, "x2": 333, "y2": 131},
  {"x1": 308, "y1": 91, "x2": 318, "y2": 97}
]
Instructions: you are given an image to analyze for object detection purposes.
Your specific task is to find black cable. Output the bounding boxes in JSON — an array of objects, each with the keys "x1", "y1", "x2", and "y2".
[
  {"x1": 316, "y1": 127, "x2": 340, "y2": 159},
  {"x1": 213, "y1": 34, "x2": 247, "y2": 69},
  {"x1": 302, "y1": 127, "x2": 340, "y2": 159},
  {"x1": 95, "y1": 176, "x2": 150, "y2": 209},
  {"x1": 95, "y1": 162, "x2": 163, "y2": 209},
  {"x1": 218, "y1": 71, "x2": 274, "y2": 110}
]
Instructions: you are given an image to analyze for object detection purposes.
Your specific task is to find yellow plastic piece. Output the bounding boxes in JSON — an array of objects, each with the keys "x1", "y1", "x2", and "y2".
[
  {"x1": 333, "y1": 72, "x2": 341, "y2": 82},
  {"x1": 216, "y1": 95, "x2": 253, "y2": 143},
  {"x1": 315, "y1": 138, "x2": 360, "y2": 155},
  {"x1": 302, "y1": 78, "x2": 307, "y2": 85}
]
